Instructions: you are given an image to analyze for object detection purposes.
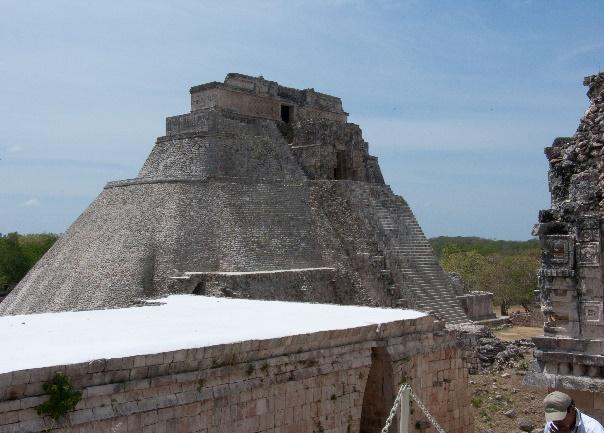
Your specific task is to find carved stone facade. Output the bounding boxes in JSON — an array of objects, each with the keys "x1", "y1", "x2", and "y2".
[{"x1": 526, "y1": 73, "x2": 604, "y2": 398}]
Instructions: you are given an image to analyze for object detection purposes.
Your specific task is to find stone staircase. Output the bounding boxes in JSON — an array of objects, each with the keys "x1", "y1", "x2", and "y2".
[{"x1": 354, "y1": 183, "x2": 469, "y2": 324}]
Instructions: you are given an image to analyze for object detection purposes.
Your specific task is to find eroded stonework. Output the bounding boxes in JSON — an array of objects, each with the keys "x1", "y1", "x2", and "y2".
[
  {"x1": 0, "y1": 314, "x2": 473, "y2": 433},
  {"x1": 526, "y1": 73, "x2": 604, "y2": 397},
  {"x1": 0, "y1": 74, "x2": 468, "y2": 323}
]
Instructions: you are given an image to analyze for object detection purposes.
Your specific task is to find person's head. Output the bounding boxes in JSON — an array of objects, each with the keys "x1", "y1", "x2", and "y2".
[{"x1": 544, "y1": 391, "x2": 576, "y2": 432}]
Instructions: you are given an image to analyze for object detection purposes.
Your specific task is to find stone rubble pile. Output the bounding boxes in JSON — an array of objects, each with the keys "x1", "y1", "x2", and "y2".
[
  {"x1": 477, "y1": 336, "x2": 534, "y2": 370},
  {"x1": 450, "y1": 323, "x2": 535, "y2": 373}
]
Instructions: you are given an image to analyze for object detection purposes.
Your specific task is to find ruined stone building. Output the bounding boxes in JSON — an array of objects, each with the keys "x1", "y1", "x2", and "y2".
[
  {"x1": 526, "y1": 72, "x2": 604, "y2": 420},
  {"x1": 0, "y1": 73, "x2": 468, "y2": 324}
]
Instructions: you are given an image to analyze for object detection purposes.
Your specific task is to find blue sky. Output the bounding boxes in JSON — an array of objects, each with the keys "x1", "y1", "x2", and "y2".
[{"x1": 0, "y1": 0, "x2": 602, "y2": 240}]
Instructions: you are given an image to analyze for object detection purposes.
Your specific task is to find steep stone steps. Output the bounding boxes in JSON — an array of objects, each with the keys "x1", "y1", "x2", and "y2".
[{"x1": 352, "y1": 183, "x2": 468, "y2": 324}]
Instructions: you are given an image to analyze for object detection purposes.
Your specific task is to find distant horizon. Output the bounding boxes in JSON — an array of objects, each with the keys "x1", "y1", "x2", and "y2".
[{"x1": 1, "y1": 1, "x2": 602, "y2": 240}]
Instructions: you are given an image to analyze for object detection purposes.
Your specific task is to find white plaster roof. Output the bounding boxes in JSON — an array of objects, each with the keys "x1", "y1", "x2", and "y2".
[{"x1": 0, "y1": 295, "x2": 425, "y2": 374}]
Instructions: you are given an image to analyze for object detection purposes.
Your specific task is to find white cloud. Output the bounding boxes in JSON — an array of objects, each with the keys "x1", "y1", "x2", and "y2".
[{"x1": 18, "y1": 198, "x2": 40, "y2": 207}]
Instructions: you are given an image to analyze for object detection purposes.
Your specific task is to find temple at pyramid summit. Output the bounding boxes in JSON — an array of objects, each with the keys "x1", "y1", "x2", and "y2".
[{"x1": 0, "y1": 73, "x2": 471, "y2": 323}]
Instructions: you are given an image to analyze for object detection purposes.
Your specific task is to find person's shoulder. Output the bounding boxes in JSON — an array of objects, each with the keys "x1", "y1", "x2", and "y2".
[{"x1": 580, "y1": 411, "x2": 604, "y2": 432}]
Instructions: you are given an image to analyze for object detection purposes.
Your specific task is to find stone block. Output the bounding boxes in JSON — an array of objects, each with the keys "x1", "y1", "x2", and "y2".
[
  {"x1": 87, "y1": 359, "x2": 107, "y2": 374},
  {"x1": 69, "y1": 408, "x2": 94, "y2": 425},
  {"x1": 10, "y1": 370, "x2": 30, "y2": 386},
  {"x1": 0, "y1": 412, "x2": 18, "y2": 426},
  {"x1": 105, "y1": 357, "x2": 134, "y2": 372}
]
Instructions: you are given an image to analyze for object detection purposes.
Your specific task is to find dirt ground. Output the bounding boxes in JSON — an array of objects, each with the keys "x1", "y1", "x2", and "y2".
[
  {"x1": 494, "y1": 326, "x2": 543, "y2": 341},
  {"x1": 469, "y1": 326, "x2": 546, "y2": 433}
]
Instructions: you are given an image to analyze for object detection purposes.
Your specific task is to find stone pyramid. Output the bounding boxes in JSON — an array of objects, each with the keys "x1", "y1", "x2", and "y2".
[{"x1": 0, "y1": 73, "x2": 469, "y2": 323}]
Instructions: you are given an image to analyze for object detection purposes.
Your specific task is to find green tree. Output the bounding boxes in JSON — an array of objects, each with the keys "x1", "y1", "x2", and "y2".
[
  {"x1": 431, "y1": 236, "x2": 539, "y2": 257},
  {"x1": 0, "y1": 233, "x2": 28, "y2": 291},
  {"x1": 488, "y1": 253, "x2": 539, "y2": 315},
  {"x1": 19, "y1": 233, "x2": 58, "y2": 268},
  {"x1": 436, "y1": 238, "x2": 539, "y2": 316},
  {"x1": 440, "y1": 248, "x2": 490, "y2": 292},
  {"x1": 0, "y1": 232, "x2": 58, "y2": 292}
]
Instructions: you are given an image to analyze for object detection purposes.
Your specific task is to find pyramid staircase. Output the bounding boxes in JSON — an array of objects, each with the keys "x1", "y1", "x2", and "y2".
[{"x1": 354, "y1": 183, "x2": 469, "y2": 324}]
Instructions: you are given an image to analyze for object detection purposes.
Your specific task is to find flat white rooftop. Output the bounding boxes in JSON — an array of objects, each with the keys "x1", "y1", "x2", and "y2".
[{"x1": 0, "y1": 295, "x2": 425, "y2": 374}]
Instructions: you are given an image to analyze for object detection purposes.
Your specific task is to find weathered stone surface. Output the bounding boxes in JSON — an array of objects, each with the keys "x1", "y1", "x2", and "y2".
[
  {"x1": 0, "y1": 74, "x2": 468, "y2": 324},
  {"x1": 0, "y1": 314, "x2": 473, "y2": 433},
  {"x1": 509, "y1": 310, "x2": 544, "y2": 327},
  {"x1": 457, "y1": 291, "x2": 496, "y2": 321},
  {"x1": 527, "y1": 72, "x2": 604, "y2": 422}
]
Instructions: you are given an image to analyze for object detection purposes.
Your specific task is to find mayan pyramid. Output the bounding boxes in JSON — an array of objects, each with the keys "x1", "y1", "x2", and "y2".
[{"x1": 0, "y1": 73, "x2": 469, "y2": 323}]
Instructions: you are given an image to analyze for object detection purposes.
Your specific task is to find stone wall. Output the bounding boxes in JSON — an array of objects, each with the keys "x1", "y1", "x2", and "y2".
[
  {"x1": 456, "y1": 292, "x2": 496, "y2": 322},
  {"x1": 509, "y1": 310, "x2": 544, "y2": 327},
  {"x1": 141, "y1": 112, "x2": 306, "y2": 181},
  {"x1": 168, "y1": 268, "x2": 345, "y2": 304},
  {"x1": 0, "y1": 316, "x2": 473, "y2": 433},
  {"x1": 189, "y1": 74, "x2": 348, "y2": 124},
  {"x1": 192, "y1": 87, "x2": 283, "y2": 121},
  {"x1": 290, "y1": 121, "x2": 384, "y2": 183}
]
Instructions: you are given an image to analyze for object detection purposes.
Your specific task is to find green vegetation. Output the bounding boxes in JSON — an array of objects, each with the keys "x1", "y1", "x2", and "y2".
[
  {"x1": 471, "y1": 396, "x2": 483, "y2": 408},
  {"x1": 0, "y1": 232, "x2": 58, "y2": 292},
  {"x1": 36, "y1": 372, "x2": 82, "y2": 420},
  {"x1": 431, "y1": 236, "x2": 539, "y2": 258},
  {"x1": 430, "y1": 236, "x2": 540, "y2": 315}
]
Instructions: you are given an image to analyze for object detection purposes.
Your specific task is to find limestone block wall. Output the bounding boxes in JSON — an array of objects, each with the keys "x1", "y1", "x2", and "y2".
[
  {"x1": 509, "y1": 310, "x2": 544, "y2": 327},
  {"x1": 140, "y1": 111, "x2": 306, "y2": 182},
  {"x1": 0, "y1": 317, "x2": 472, "y2": 433},
  {"x1": 189, "y1": 74, "x2": 348, "y2": 124},
  {"x1": 456, "y1": 292, "x2": 496, "y2": 322},
  {"x1": 290, "y1": 121, "x2": 381, "y2": 182},
  {"x1": 168, "y1": 268, "x2": 347, "y2": 304},
  {"x1": 192, "y1": 87, "x2": 282, "y2": 121}
]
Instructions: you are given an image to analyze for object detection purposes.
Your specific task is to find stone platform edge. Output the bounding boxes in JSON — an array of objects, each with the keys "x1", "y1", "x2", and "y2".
[{"x1": 0, "y1": 314, "x2": 474, "y2": 433}]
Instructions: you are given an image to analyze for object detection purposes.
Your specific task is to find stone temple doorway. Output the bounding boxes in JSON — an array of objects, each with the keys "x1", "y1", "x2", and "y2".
[
  {"x1": 280, "y1": 104, "x2": 292, "y2": 123},
  {"x1": 193, "y1": 281, "x2": 206, "y2": 295},
  {"x1": 360, "y1": 346, "x2": 396, "y2": 433},
  {"x1": 334, "y1": 150, "x2": 348, "y2": 179}
]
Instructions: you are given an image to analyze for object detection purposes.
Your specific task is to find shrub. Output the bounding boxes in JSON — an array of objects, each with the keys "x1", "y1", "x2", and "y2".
[{"x1": 36, "y1": 372, "x2": 82, "y2": 420}]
